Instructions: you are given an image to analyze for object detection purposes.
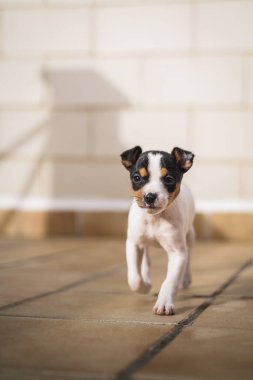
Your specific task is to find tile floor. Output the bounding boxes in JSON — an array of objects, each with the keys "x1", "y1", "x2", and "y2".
[{"x1": 0, "y1": 238, "x2": 252, "y2": 380}]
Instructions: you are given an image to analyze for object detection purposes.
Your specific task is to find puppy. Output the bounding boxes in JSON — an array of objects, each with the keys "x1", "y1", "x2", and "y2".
[{"x1": 120, "y1": 146, "x2": 195, "y2": 315}]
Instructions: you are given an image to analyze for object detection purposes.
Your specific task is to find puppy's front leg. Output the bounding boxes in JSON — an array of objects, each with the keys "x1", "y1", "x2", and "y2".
[
  {"x1": 154, "y1": 251, "x2": 186, "y2": 315},
  {"x1": 126, "y1": 240, "x2": 151, "y2": 294}
]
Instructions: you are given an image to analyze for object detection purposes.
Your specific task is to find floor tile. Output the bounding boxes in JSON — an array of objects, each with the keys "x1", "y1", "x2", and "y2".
[
  {"x1": 135, "y1": 326, "x2": 253, "y2": 380},
  {"x1": 0, "y1": 285, "x2": 203, "y2": 325},
  {"x1": 194, "y1": 265, "x2": 253, "y2": 330},
  {"x1": 0, "y1": 238, "x2": 84, "y2": 265},
  {"x1": 195, "y1": 297, "x2": 253, "y2": 330},
  {"x1": 0, "y1": 239, "x2": 252, "y2": 380},
  {"x1": 0, "y1": 239, "x2": 126, "y2": 309},
  {"x1": 222, "y1": 264, "x2": 253, "y2": 298},
  {"x1": 0, "y1": 316, "x2": 171, "y2": 377}
]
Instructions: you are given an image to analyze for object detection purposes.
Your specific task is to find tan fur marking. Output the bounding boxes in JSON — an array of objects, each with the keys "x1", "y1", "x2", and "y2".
[
  {"x1": 174, "y1": 149, "x2": 181, "y2": 163},
  {"x1": 134, "y1": 189, "x2": 144, "y2": 207},
  {"x1": 122, "y1": 159, "x2": 132, "y2": 169},
  {"x1": 183, "y1": 160, "x2": 192, "y2": 170},
  {"x1": 160, "y1": 167, "x2": 168, "y2": 177},
  {"x1": 139, "y1": 167, "x2": 148, "y2": 177}
]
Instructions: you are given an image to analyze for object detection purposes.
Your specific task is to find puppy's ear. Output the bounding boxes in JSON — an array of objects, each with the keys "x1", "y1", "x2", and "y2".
[
  {"x1": 171, "y1": 147, "x2": 194, "y2": 173},
  {"x1": 120, "y1": 146, "x2": 142, "y2": 170}
]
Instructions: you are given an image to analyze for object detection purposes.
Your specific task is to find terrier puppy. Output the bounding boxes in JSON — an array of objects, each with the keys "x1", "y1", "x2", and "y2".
[{"x1": 120, "y1": 146, "x2": 195, "y2": 315}]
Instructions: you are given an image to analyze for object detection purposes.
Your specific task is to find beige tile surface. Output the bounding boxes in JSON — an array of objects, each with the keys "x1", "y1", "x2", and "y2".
[
  {"x1": 0, "y1": 317, "x2": 171, "y2": 377},
  {"x1": 0, "y1": 238, "x2": 252, "y2": 380},
  {"x1": 0, "y1": 282, "x2": 203, "y2": 325},
  {"x1": 0, "y1": 239, "x2": 125, "y2": 308},
  {"x1": 135, "y1": 249, "x2": 253, "y2": 380},
  {"x1": 195, "y1": 297, "x2": 253, "y2": 330},
  {"x1": 135, "y1": 326, "x2": 253, "y2": 380}
]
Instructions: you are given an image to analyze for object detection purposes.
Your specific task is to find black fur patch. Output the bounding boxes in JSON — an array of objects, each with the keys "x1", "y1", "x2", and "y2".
[
  {"x1": 159, "y1": 152, "x2": 183, "y2": 193},
  {"x1": 129, "y1": 154, "x2": 149, "y2": 191}
]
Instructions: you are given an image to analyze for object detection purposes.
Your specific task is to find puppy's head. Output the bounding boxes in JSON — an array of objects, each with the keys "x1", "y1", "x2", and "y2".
[{"x1": 121, "y1": 146, "x2": 194, "y2": 214}]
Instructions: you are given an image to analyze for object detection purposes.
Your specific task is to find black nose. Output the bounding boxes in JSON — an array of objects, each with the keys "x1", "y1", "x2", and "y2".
[{"x1": 144, "y1": 193, "x2": 157, "y2": 205}]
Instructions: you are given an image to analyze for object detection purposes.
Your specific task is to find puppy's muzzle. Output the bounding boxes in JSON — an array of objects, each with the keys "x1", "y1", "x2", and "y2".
[{"x1": 144, "y1": 192, "x2": 157, "y2": 206}]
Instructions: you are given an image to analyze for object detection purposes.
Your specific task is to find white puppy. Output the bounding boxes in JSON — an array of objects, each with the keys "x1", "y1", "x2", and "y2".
[{"x1": 120, "y1": 146, "x2": 195, "y2": 315}]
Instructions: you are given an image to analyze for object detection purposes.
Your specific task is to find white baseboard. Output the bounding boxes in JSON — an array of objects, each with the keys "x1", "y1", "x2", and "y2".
[{"x1": 0, "y1": 197, "x2": 253, "y2": 213}]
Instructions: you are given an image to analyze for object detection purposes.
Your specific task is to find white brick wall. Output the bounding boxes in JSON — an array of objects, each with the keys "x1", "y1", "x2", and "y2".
[
  {"x1": 193, "y1": 111, "x2": 253, "y2": 159},
  {"x1": 0, "y1": 111, "x2": 88, "y2": 157},
  {"x1": 0, "y1": 0, "x2": 252, "y2": 206},
  {"x1": 184, "y1": 163, "x2": 241, "y2": 200},
  {"x1": 248, "y1": 57, "x2": 253, "y2": 104},
  {"x1": 95, "y1": 5, "x2": 191, "y2": 54},
  {"x1": 2, "y1": 9, "x2": 90, "y2": 56},
  {"x1": 92, "y1": 111, "x2": 188, "y2": 156},
  {"x1": 0, "y1": 161, "x2": 40, "y2": 197},
  {"x1": 40, "y1": 162, "x2": 129, "y2": 198},
  {"x1": 0, "y1": 61, "x2": 42, "y2": 105},
  {"x1": 195, "y1": 1, "x2": 253, "y2": 51},
  {"x1": 143, "y1": 57, "x2": 242, "y2": 105},
  {"x1": 45, "y1": 59, "x2": 140, "y2": 106},
  {"x1": 0, "y1": 0, "x2": 42, "y2": 5}
]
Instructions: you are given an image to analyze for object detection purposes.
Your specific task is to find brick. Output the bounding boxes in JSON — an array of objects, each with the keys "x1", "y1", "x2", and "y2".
[
  {"x1": 48, "y1": 0, "x2": 143, "y2": 4},
  {"x1": 240, "y1": 166, "x2": 253, "y2": 199},
  {"x1": 143, "y1": 57, "x2": 242, "y2": 105},
  {"x1": 184, "y1": 163, "x2": 240, "y2": 200},
  {"x1": 48, "y1": 0, "x2": 91, "y2": 4},
  {"x1": 0, "y1": 14, "x2": 2, "y2": 56},
  {"x1": 2, "y1": 9, "x2": 90, "y2": 55},
  {"x1": 0, "y1": 61, "x2": 41, "y2": 105},
  {"x1": 96, "y1": 4, "x2": 190, "y2": 53},
  {"x1": 92, "y1": 110, "x2": 188, "y2": 156},
  {"x1": 45, "y1": 59, "x2": 139, "y2": 106},
  {"x1": 0, "y1": 161, "x2": 40, "y2": 197},
  {"x1": 193, "y1": 111, "x2": 253, "y2": 159},
  {"x1": 248, "y1": 57, "x2": 253, "y2": 104},
  {"x1": 0, "y1": 111, "x2": 88, "y2": 157},
  {"x1": 196, "y1": 1, "x2": 253, "y2": 51},
  {"x1": 0, "y1": 0, "x2": 42, "y2": 5},
  {"x1": 40, "y1": 162, "x2": 130, "y2": 198}
]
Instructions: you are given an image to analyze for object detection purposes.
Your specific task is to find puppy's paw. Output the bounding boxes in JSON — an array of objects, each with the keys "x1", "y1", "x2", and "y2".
[
  {"x1": 128, "y1": 277, "x2": 152, "y2": 294},
  {"x1": 153, "y1": 302, "x2": 175, "y2": 316}
]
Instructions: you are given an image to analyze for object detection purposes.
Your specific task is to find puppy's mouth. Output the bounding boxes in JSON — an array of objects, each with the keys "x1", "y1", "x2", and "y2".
[
  {"x1": 137, "y1": 201, "x2": 163, "y2": 211},
  {"x1": 144, "y1": 204, "x2": 160, "y2": 210}
]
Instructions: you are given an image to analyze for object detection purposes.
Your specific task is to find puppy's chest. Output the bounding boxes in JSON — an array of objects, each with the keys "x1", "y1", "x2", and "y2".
[{"x1": 138, "y1": 217, "x2": 173, "y2": 245}]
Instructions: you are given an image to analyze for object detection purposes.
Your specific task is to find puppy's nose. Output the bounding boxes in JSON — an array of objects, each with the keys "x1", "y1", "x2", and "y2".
[{"x1": 144, "y1": 192, "x2": 157, "y2": 205}]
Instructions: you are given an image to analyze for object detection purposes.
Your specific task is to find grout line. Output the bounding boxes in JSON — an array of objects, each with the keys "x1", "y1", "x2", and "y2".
[
  {"x1": 0, "y1": 265, "x2": 122, "y2": 313},
  {"x1": 0, "y1": 314, "x2": 177, "y2": 327},
  {"x1": 115, "y1": 258, "x2": 253, "y2": 380}
]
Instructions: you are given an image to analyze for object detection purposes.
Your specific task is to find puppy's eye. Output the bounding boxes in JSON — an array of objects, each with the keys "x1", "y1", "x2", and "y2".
[
  {"x1": 164, "y1": 175, "x2": 175, "y2": 184},
  {"x1": 133, "y1": 174, "x2": 141, "y2": 183}
]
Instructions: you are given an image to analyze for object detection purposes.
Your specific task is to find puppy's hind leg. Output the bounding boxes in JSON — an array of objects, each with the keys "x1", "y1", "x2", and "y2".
[{"x1": 180, "y1": 226, "x2": 195, "y2": 289}]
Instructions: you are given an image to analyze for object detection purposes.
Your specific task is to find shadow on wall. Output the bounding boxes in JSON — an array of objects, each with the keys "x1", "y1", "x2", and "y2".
[{"x1": 0, "y1": 68, "x2": 131, "y2": 235}]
